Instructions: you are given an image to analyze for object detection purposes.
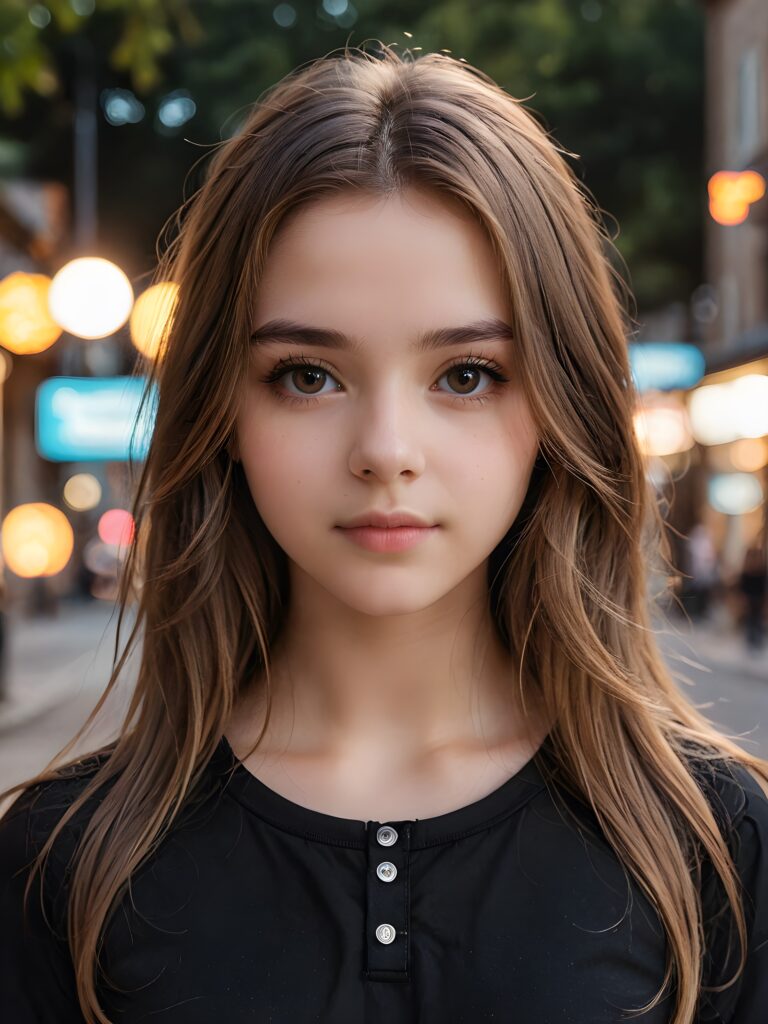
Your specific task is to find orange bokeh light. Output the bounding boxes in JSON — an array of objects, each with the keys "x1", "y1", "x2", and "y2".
[
  {"x1": 708, "y1": 170, "x2": 766, "y2": 225},
  {"x1": 0, "y1": 272, "x2": 62, "y2": 354},
  {"x1": 1, "y1": 502, "x2": 73, "y2": 577}
]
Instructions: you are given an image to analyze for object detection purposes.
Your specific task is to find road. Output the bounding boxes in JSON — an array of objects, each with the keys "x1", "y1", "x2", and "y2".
[{"x1": 655, "y1": 621, "x2": 768, "y2": 759}]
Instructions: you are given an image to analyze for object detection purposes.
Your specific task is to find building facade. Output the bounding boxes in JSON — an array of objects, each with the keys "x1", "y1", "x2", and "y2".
[{"x1": 705, "y1": 0, "x2": 767, "y2": 370}]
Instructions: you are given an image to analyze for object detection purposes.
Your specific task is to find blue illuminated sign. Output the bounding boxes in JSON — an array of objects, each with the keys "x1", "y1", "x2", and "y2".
[
  {"x1": 628, "y1": 343, "x2": 705, "y2": 393},
  {"x1": 36, "y1": 376, "x2": 157, "y2": 462}
]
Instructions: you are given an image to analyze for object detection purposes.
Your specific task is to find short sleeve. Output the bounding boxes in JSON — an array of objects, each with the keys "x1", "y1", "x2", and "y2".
[
  {"x1": 697, "y1": 761, "x2": 768, "y2": 1023},
  {"x1": 0, "y1": 784, "x2": 86, "y2": 1023}
]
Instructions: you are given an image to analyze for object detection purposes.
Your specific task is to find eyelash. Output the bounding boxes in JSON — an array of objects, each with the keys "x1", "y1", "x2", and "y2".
[{"x1": 258, "y1": 353, "x2": 511, "y2": 407}]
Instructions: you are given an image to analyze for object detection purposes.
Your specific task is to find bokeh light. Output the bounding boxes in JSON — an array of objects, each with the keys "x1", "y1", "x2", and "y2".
[
  {"x1": 97, "y1": 508, "x2": 135, "y2": 548},
  {"x1": 731, "y1": 437, "x2": 768, "y2": 473},
  {"x1": 708, "y1": 473, "x2": 764, "y2": 516},
  {"x1": 633, "y1": 399, "x2": 694, "y2": 457},
  {"x1": 129, "y1": 281, "x2": 179, "y2": 359},
  {"x1": 689, "y1": 374, "x2": 768, "y2": 444},
  {"x1": 273, "y1": 3, "x2": 297, "y2": 27},
  {"x1": 0, "y1": 272, "x2": 62, "y2": 354},
  {"x1": 63, "y1": 472, "x2": 102, "y2": 512},
  {"x1": 157, "y1": 90, "x2": 196, "y2": 129},
  {"x1": 48, "y1": 257, "x2": 134, "y2": 339},
  {"x1": 101, "y1": 87, "x2": 145, "y2": 126},
  {"x1": 708, "y1": 170, "x2": 766, "y2": 225},
  {"x1": 1, "y1": 502, "x2": 74, "y2": 577}
]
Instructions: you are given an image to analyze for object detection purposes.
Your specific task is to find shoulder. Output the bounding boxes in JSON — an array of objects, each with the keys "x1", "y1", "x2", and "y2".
[
  {"x1": 0, "y1": 748, "x2": 116, "y2": 920},
  {"x1": 707, "y1": 756, "x2": 768, "y2": 923},
  {"x1": 1, "y1": 746, "x2": 115, "y2": 832},
  {"x1": 684, "y1": 749, "x2": 768, "y2": 911},
  {"x1": 686, "y1": 751, "x2": 768, "y2": 1023},
  {"x1": 0, "y1": 752, "x2": 118, "y2": 1020},
  {"x1": 685, "y1": 751, "x2": 768, "y2": 865}
]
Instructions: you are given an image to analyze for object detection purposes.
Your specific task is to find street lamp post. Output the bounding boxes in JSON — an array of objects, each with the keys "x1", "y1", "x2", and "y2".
[{"x1": 0, "y1": 351, "x2": 7, "y2": 700}]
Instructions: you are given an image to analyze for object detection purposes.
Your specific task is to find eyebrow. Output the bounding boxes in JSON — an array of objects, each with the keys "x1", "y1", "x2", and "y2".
[{"x1": 249, "y1": 316, "x2": 515, "y2": 354}]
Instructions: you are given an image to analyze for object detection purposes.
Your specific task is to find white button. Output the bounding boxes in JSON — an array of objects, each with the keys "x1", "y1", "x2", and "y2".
[
  {"x1": 376, "y1": 861, "x2": 397, "y2": 882},
  {"x1": 375, "y1": 923, "x2": 396, "y2": 944},
  {"x1": 376, "y1": 825, "x2": 398, "y2": 846}
]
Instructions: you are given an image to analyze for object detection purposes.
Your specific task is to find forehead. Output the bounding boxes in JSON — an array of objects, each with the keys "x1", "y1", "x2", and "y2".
[{"x1": 253, "y1": 188, "x2": 510, "y2": 341}]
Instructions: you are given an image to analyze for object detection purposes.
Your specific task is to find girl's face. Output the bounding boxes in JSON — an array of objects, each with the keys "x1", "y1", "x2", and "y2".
[{"x1": 236, "y1": 187, "x2": 539, "y2": 617}]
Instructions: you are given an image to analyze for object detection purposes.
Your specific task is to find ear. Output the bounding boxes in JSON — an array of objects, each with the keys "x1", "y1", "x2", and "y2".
[{"x1": 228, "y1": 435, "x2": 241, "y2": 463}]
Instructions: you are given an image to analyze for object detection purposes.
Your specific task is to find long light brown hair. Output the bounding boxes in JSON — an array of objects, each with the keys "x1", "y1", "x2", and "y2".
[{"x1": 3, "y1": 43, "x2": 766, "y2": 1024}]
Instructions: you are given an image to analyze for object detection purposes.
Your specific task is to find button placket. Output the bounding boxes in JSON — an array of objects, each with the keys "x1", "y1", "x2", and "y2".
[{"x1": 364, "y1": 820, "x2": 411, "y2": 981}]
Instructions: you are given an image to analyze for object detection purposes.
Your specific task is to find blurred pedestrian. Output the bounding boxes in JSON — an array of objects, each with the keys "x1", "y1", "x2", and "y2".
[
  {"x1": 739, "y1": 542, "x2": 767, "y2": 651},
  {"x1": 684, "y1": 522, "x2": 719, "y2": 620}
]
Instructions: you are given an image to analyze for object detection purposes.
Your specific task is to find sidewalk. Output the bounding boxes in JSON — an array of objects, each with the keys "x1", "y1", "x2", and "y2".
[
  {"x1": 655, "y1": 614, "x2": 767, "y2": 684},
  {"x1": 0, "y1": 598, "x2": 139, "y2": 735}
]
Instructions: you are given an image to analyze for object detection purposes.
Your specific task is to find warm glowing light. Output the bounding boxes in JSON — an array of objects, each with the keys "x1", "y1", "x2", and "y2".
[
  {"x1": 1, "y1": 502, "x2": 74, "y2": 577},
  {"x1": 129, "y1": 281, "x2": 179, "y2": 359},
  {"x1": 708, "y1": 473, "x2": 763, "y2": 516},
  {"x1": 689, "y1": 374, "x2": 768, "y2": 444},
  {"x1": 48, "y1": 258, "x2": 134, "y2": 339},
  {"x1": 97, "y1": 508, "x2": 135, "y2": 548},
  {"x1": 0, "y1": 272, "x2": 62, "y2": 354},
  {"x1": 63, "y1": 473, "x2": 102, "y2": 511},
  {"x1": 731, "y1": 437, "x2": 768, "y2": 472},
  {"x1": 633, "y1": 399, "x2": 694, "y2": 456},
  {"x1": 708, "y1": 170, "x2": 766, "y2": 225}
]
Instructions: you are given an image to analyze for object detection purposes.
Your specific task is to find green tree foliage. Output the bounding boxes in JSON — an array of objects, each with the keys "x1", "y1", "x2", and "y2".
[{"x1": 0, "y1": 0, "x2": 202, "y2": 113}]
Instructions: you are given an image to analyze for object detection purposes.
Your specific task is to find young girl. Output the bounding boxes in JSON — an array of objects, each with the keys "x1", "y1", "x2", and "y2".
[{"x1": 1, "y1": 44, "x2": 766, "y2": 1024}]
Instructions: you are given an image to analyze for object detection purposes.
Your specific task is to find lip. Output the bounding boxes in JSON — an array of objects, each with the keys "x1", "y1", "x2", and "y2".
[
  {"x1": 335, "y1": 524, "x2": 438, "y2": 553},
  {"x1": 337, "y1": 509, "x2": 434, "y2": 529}
]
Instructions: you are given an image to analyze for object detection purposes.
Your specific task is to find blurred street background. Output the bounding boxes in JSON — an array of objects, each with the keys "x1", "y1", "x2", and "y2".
[{"x1": 0, "y1": 0, "x2": 766, "y2": 791}]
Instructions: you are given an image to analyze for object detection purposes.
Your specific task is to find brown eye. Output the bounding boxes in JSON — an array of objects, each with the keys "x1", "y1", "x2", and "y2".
[
  {"x1": 435, "y1": 356, "x2": 508, "y2": 399},
  {"x1": 290, "y1": 367, "x2": 327, "y2": 395},
  {"x1": 445, "y1": 365, "x2": 484, "y2": 396},
  {"x1": 260, "y1": 356, "x2": 340, "y2": 399},
  {"x1": 260, "y1": 352, "x2": 509, "y2": 407}
]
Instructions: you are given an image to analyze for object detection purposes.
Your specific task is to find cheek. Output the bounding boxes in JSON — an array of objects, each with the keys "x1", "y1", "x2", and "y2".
[
  {"x1": 500, "y1": 390, "x2": 539, "y2": 461},
  {"x1": 236, "y1": 409, "x2": 328, "y2": 512},
  {"x1": 508, "y1": 409, "x2": 540, "y2": 476},
  {"x1": 445, "y1": 399, "x2": 539, "y2": 489}
]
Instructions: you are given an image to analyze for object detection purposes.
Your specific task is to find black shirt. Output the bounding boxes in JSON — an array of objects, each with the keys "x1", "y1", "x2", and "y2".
[{"x1": 1, "y1": 734, "x2": 767, "y2": 1023}]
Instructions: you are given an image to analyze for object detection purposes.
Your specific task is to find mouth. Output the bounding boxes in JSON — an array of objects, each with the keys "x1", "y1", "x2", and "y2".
[{"x1": 334, "y1": 524, "x2": 439, "y2": 553}]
